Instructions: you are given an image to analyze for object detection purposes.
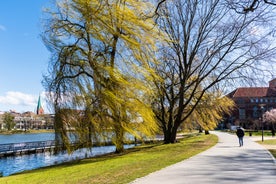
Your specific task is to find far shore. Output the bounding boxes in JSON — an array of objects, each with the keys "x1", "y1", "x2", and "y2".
[{"x1": 0, "y1": 129, "x2": 54, "y2": 135}]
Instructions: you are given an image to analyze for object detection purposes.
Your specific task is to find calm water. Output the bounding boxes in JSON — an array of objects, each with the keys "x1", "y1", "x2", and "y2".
[
  {"x1": 0, "y1": 132, "x2": 55, "y2": 144},
  {"x1": 0, "y1": 133, "x2": 134, "y2": 176}
]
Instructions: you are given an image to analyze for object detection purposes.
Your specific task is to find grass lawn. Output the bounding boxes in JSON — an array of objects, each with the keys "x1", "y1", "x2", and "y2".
[
  {"x1": 0, "y1": 133, "x2": 217, "y2": 184},
  {"x1": 257, "y1": 139, "x2": 276, "y2": 145},
  {"x1": 247, "y1": 130, "x2": 275, "y2": 137}
]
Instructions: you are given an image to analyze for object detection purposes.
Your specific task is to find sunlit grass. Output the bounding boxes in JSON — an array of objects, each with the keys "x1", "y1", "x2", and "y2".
[
  {"x1": 257, "y1": 138, "x2": 276, "y2": 159},
  {"x1": 257, "y1": 139, "x2": 276, "y2": 145},
  {"x1": 0, "y1": 133, "x2": 217, "y2": 184}
]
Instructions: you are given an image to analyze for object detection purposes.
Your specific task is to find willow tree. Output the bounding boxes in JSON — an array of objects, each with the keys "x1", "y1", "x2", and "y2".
[
  {"x1": 153, "y1": 0, "x2": 276, "y2": 143},
  {"x1": 42, "y1": 0, "x2": 160, "y2": 153},
  {"x1": 184, "y1": 89, "x2": 235, "y2": 134}
]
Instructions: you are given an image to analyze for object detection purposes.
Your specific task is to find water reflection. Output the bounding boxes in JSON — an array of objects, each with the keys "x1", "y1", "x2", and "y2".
[
  {"x1": 0, "y1": 144, "x2": 134, "y2": 176},
  {"x1": 0, "y1": 133, "x2": 137, "y2": 176}
]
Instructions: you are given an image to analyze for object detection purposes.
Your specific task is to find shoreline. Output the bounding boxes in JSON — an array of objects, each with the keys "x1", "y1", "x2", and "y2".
[{"x1": 0, "y1": 129, "x2": 54, "y2": 135}]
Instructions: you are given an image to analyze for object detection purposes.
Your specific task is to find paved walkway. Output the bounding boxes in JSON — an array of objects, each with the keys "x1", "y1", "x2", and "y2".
[{"x1": 131, "y1": 131, "x2": 276, "y2": 184}]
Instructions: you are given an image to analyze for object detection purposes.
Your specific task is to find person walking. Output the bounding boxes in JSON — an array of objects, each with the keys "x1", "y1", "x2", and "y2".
[{"x1": 236, "y1": 127, "x2": 245, "y2": 147}]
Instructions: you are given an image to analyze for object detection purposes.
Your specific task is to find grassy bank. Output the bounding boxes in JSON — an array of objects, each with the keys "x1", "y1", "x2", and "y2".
[{"x1": 0, "y1": 133, "x2": 217, "y2": 184}]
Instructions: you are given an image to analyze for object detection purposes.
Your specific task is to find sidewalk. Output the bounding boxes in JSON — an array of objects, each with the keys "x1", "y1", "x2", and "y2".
[{"x1": 130, "y1": 131, "x2": 276, "y2": 184}]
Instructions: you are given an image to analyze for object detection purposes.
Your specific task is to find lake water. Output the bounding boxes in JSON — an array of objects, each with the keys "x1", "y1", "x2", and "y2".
[
  {"x1": 0, "y1": 133, "x2": 135, "y2": 176},
  {"x1": 0, "y1": 132, "x2": 55, "y2": 144}
]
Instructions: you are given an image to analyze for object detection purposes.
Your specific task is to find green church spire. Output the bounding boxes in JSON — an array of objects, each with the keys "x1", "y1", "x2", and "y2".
[{"x1": 36, "y1": 95, "x2": 44, "y2": 115}]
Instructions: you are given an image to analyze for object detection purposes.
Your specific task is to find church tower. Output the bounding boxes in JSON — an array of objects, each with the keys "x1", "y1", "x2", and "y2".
[{"x1": 36, "y1": 95, "x2": 44, "y2": 115}]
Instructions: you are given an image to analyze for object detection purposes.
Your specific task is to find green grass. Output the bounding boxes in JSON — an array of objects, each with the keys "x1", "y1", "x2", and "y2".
[
  {"x1": 224, "y1": 129, "x2": 274, "y2": 137},
  {"x1": 0, "y1": 133, "x2": 217, "y2": 184},
  {"x1": 247, "y1": 130, "x2": 275, "y2": 137},
  {"x1": 257, "y1": 139, "x2": 276, "y2": 145},
  {"x1": 269, "y1": 149, "x2": 276, "y2": 158}
]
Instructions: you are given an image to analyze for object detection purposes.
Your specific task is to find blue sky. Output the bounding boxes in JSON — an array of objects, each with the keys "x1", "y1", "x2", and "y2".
[{"x1": 0, "y1": 0, "x2": 50, "y2": 113}]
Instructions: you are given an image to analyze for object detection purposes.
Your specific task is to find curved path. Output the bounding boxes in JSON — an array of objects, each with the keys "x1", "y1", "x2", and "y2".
[{"x1": 131, "y1": 131, "x2": 276, "y2": 184}]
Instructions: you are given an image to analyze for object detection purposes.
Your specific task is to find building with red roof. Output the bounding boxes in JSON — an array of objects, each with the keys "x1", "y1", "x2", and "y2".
[{"x1": 226, "y1": 78, "x2": 276, "y2": 129}]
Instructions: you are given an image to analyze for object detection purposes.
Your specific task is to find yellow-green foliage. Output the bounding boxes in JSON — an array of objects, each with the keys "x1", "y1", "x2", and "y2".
[
  {"x1": 44, "y1": 0, "x2": 162, "y2": 152},
  {"x1": 186, "y1": 90, "x2": 235, "y2": 131}
]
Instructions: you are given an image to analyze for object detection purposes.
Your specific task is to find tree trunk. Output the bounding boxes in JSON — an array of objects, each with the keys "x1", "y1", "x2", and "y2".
[
  {"x1": 163, "y1": 124, "x2": 178, "y2": 143},
  {"x1": 86, "y1": 124, "x2": 93, "y2": 147},
  {"x1": 114, "y1": 123, "x2": 124, "y2": 153},
  {"x1": 199, "y1": 128, "x2": 203, "y2": 133},
  {"x1": 115, "y1": 140, "x2": 124, "y2": 153},
  {"x1": 115, "y1": 143, "x2": 124, "y2": 153},
  {"x1": 164, "y1": 129, "x2": 171, "y2": 144}
]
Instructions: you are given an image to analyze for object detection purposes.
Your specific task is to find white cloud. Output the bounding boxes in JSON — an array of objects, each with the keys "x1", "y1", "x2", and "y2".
[
  {"x1": 0, "y1": 91, "x2": 37, "y2": 112},
  {"x1": 0, "y1": 24, "x2": 6, "y2": 31}
]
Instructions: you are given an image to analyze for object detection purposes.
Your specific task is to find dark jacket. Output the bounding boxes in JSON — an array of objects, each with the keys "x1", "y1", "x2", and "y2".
[{"x1": 236, "y1": 128, "x2": 244, "y2": 137}]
